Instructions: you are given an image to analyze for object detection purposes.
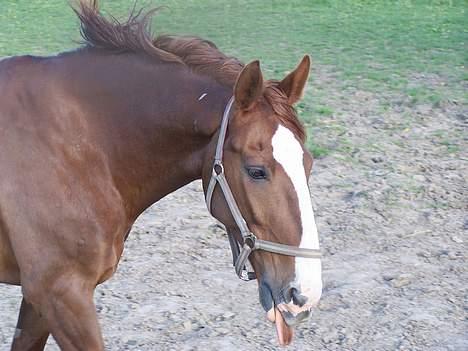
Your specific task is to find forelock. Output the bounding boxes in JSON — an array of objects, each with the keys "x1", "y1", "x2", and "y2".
[{"x1": 264, "y1": 81, "x2": 306, "y2": 143}]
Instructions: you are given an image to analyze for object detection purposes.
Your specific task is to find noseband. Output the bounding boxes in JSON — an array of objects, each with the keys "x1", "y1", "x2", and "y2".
[{"x1": 205, "y1": 97, "x2": 321, "y2": 281}]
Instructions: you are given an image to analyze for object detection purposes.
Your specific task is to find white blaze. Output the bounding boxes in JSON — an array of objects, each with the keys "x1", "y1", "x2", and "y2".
[{"x1": 272, "y1": 125, "x2": 322, "y2": 307}]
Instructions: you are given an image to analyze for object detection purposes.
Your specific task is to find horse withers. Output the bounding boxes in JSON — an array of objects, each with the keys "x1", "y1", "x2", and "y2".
[{"x1": 0, "y1": 1, "x2": 322, "y2": 349}]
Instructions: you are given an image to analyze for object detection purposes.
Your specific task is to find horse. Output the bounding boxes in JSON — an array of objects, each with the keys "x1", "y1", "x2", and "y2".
[{"x1": 0, "y1": 1, "x2": 322, "y2": 349}]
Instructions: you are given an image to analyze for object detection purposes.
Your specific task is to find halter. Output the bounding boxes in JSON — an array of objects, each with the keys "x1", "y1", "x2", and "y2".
[{"x1": 205, "y1": 97, "x2": 321, "y2": 281}]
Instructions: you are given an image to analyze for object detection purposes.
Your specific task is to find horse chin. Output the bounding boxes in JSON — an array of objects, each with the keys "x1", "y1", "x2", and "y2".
[
  {"x1": 266, "y1": 307, "x2": 295, "y2": 346},
  {"x1": 266, "y1": 307, "x2": 276, "y2": 323}
]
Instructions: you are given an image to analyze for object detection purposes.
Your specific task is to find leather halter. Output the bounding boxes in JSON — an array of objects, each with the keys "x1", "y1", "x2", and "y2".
[{"x1": 205, "y1": 97, "x2": 322, "y2": 281}]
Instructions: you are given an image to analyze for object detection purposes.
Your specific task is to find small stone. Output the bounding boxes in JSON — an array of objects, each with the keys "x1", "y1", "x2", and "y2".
[
  {"x1": 183, "y1": 320, "x2": 192, "y2": 331},
  {"x1": 447, "y1": 296, "x2": 456, "y2": 304},
  {"x1": 371, "y1": 156, "x2": 383, "y2": 163},
  {"x1": 417, "y1": 250, "x2": 431, "y2": 258},
  {"x1": 448, "y1": 251, "x2": 460, "y2": 260},
  {"x1": 214, "y1": 328, "x2": 230, "y2": 336},
  {"x1": 391, "y1": 274, "x2": 411, "y2": 288},
  {"x1": 318, "y1": 300, "x2": 336, "y2": 312},
  {"x1": 322, "y1": 330, "x2": 339, "y2": 344},
  {"x1": 451, "y1": 236, "x2": 463, "y2": 243},
  {"x1": 222, "y1": 311, "x2": 235, "y2": 320},
  {"x1": 374, "y1": 169, "x2": 387, "y2": 176},
  {"x1": 412, "y1": 174, "x2": 426, "y2": 182}
]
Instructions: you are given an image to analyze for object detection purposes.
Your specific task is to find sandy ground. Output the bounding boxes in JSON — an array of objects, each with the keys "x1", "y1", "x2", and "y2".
[{"x1": 0, "y1": 67, "x2": 466, "y2": 350}]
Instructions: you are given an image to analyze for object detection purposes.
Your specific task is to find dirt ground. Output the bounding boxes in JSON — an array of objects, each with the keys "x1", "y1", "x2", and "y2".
[{"x1": 0, "y1": 66, "x2": 466, "y2": 350}]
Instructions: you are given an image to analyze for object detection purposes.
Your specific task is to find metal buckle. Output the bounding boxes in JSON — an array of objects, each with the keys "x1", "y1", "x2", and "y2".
[
  {"x1": 243, "y1": 233, "x2": 256, "y2": 249},
  {"x1": 240, "y1": 270, "x2": 250, "y2": 281},
  {"x1": 236, "y1": 234, "x2": 258, "y2": 281},
  {"x1": 212, "y1": 161, "x2": 224, "y2": 177},
  {"x1": 239, "y1": 267, "x2": 257, "y2": 282},
  {"x1": 240, "y1": 269, "x2": 256, "y2": 281}
]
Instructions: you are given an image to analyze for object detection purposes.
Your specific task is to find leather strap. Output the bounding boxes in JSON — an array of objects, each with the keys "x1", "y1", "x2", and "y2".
[{"x1": 205, "y1": 96, "x2": 321, "y2": 281}]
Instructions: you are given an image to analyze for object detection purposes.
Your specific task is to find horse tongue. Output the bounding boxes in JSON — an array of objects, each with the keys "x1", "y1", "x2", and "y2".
[{"x1": 275, "y1": 308, "x2": 294, "y2": 346}]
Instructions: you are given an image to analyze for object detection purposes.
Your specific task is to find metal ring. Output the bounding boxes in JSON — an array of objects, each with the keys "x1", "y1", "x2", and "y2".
[
  {"x1": 243, "y1": 233, "x2": 256, "y2": 249},
  {"x1": 213, "y1": 162, "x2": 224, "y2": 176}
]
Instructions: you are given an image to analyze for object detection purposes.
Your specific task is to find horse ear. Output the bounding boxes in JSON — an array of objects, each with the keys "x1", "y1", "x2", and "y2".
[
  {"x1": 279, "y1": 55, "x2": 311, "y2": 105},
  {"x1": 234, "y1": 60, "x2": 264, "y2": 111}
]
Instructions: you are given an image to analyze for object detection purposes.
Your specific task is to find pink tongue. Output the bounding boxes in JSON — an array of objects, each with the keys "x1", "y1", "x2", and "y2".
[{"x1": 275, "y1": 308, "x2": 294, "y2": 346}]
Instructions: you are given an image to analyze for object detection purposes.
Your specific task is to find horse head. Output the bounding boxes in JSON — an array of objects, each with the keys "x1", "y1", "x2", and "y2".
[{"x1": 203, "y1": 56, "x2": 322, "y2": 345}]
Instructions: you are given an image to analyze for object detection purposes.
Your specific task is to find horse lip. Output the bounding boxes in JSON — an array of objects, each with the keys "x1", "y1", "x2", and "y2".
[
  {"x1": 277, "y1": 304, "x2": 312, "y2": 327},
  {"x1": 280, "y1": 310, "x2": 299, "y2": 327},
  {"x1": 266, "y1": 307, "x2": 276, "y2": 323}
]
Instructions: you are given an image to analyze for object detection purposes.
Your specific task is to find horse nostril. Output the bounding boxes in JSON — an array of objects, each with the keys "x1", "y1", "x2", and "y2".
[{"x1": 290, "y1": 287, "x2": 308, "y2": 307}]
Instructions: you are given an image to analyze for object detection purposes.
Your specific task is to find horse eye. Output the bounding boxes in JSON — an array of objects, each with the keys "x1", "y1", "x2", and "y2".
[{"x1": 247, "y1": 167, "x2": 267, "y2": 180}]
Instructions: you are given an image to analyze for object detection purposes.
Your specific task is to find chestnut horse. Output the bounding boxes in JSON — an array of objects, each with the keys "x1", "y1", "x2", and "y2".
[{"x1": 0, "y1": 1, "x2": 322, "y2": 349}]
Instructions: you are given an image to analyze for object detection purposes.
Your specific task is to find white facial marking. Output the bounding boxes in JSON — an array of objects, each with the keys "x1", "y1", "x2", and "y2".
[
  {"x1": 198, "y1": 93, "x2": 208, "y2": 101},
  {"x1": 272, "y1": 125, "x2": 322, "y2": 308}
]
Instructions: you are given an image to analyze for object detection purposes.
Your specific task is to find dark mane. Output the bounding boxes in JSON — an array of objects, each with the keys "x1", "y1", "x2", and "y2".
[
  {"x1": 74, "y1": 0, "x2": 243, "y2": 85},
  {"x1": 74, "y1": 0, "x2": 305, "y2": 141}
]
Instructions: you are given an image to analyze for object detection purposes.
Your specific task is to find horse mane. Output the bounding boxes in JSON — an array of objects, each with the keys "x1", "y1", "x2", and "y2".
[{"x1": 74, "y1": 0, "x2": 305, "y2": 141}]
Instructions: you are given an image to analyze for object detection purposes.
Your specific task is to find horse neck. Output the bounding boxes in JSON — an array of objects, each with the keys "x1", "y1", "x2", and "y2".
[{"x1": 69, "y1": 51, "x2": 233, "y2": 221}]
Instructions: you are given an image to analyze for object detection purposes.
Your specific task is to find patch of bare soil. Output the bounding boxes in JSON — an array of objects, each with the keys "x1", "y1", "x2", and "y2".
[{"x1": 0, "y1": 67, "x2": 466, "y2": 350}]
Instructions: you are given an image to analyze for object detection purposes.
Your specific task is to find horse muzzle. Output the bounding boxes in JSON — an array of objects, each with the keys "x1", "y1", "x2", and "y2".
[{"x1": 261, "y1": 283, "x2": 317, "y2": 321}]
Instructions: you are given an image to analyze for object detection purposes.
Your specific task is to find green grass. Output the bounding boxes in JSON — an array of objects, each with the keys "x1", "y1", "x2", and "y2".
[
  {"x1": 307, "y1": 140, "x2": 331, "y2": 159},
  {"x1": 1, "y1": 0, "x2": 466, "y2": 157}
]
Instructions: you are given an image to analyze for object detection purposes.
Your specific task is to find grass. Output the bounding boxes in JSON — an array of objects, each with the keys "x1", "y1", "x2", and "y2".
[{"x1": 0, "y1": 0, "x2": 466, "y2": 157}]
